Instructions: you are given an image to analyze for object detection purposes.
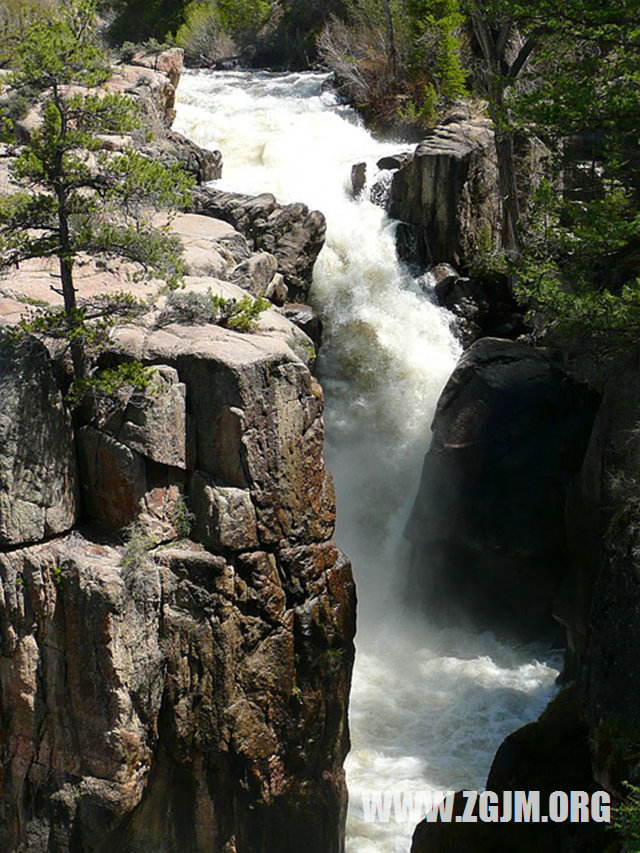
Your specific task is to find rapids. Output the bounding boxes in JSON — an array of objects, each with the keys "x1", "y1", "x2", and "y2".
[{"x1": 174, "y1": 69, "x2": 560, "y2": 852}]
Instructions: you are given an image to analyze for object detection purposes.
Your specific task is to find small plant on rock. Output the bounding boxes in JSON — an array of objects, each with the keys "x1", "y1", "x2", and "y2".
[
  {"x1": 159, "y1": 288, "x2": 269, "y2": 332},
  {"x1": 120, "y1": 521, "x2": 155, "y2": 571}
]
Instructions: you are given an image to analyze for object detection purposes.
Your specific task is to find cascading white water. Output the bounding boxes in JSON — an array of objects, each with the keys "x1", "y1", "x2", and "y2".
[{"x1": 174, "y1": 70, "x2": 560, "y2": 853}]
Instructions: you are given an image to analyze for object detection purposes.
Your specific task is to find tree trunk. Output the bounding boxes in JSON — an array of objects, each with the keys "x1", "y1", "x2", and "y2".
[
  {"x1": 381, "y1": 0, "x2": 397, "y2": 81},
  {"x1": 495, "y1": 130, "x2": 520, "y2": 255},
  {"x1": 52, "y1": 84, "x2": 87, "y2": 382},
  {"x1": 468, "y1": 6, "x2": 535, "y2": 258}
]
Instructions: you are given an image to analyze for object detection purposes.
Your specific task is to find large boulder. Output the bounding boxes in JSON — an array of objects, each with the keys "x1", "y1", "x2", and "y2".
[
  {"x1": 191, "y1": 188, "x2": 327, "y2": 302},
  {"x1": 405, "y1": 338, "x2": 599, "y2": 638},
  {"x1": 389, "y1": 116, "x2": 501, "y2": 270},
  {"x1": 0, "y1": 338, "x2": 78, "y2": 546},
  {"x1": 410, "y1": 688, "x2": 608, "y2": 853},
  {"x1": 0, "y1": 534, "x2": 354, "y2": 853}
]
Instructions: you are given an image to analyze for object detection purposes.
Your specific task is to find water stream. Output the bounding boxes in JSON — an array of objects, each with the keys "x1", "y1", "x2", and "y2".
[{"x1": 174, "y1": 70, "x2": 560, "y2": 853}]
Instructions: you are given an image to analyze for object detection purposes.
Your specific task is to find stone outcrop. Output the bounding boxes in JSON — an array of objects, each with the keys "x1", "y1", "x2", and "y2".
[
  {"x1": 191, "y1": 188, "x2": 326, "y2": 303},
  {"x1": 388, "y1": 115, "x2": 501, "y2": 270},
  {"x1": 0, "y1": 339, "x2": 77, "y2": 547},
  {"x1": 0, "y1": 304, "x2": 355, "y2": 852},
  {"x1": 409, "y1": 347, "x2": 640, "y2": 851},
  {"x1": 110, "y1": 49, "x2": 184, "y2": 127},
  {"x1": 432, "y1": 265, "x2": 524, "y2": 347},
  {"x1": 4, "y1": 48, "x2": 221, "y2": 187},
  {"x1": 405, "y1": 338, "x2": 599, "y2": 639},
  {"x1": 0, "y1": 170, "x2": 352, "y2": 852},
  {"x1": 142, "y1": 130, "x2": 223, "y2": 184}
]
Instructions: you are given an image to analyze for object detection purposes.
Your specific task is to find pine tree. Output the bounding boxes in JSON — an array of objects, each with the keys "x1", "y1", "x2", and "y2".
[{"x1": 0, "y1": 0, "x2": 193, "y2": 391}]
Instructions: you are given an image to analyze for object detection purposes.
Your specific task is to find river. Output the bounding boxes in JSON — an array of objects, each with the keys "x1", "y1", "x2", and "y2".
[{"x1": 173, "y1": 69, "x2": 560, "y2": 853}]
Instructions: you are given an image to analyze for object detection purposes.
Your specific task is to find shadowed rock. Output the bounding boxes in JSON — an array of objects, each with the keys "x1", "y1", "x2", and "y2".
[{"x1": 405, "y1": 338, "x2": 599, "y2": 639}]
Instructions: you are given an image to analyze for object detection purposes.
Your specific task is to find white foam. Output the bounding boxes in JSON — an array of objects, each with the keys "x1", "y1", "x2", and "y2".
[{"x1": 174, "y1": 71, "x2": 560, "y2": 853}]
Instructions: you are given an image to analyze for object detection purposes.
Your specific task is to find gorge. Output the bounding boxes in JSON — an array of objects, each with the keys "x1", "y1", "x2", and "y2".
[
  {"x1": 1, "y1": 19, "x2": 639, "y2": 851},
  {"x1": 173, "y1": 69, "x2": 563, "y2": 851}
]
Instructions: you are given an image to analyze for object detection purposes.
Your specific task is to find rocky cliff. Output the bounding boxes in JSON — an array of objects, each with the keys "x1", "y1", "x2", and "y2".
[
  {"x1": 0, "y1": 220, "x2": 356, "y2": 853},
  {"x1": 405, "y1": 337, "x2": 599, "y2": 640},
  {"x1": 0, "y1": 50, "x2": 355, "y2": 853},
  {"x1": 387, "y1": 112, "x2": 501, "y2": 271},
  {"x1": 393, "y1": 103, "x2": 639, "y2": 851}
]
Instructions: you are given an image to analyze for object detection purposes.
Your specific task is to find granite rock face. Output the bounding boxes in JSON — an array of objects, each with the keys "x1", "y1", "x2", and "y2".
[
  {"x1": 191, "y1": 188, "x2": 327, "y2": 302},
  {"x1": 405, "y1": 338, "x2": 599, "y2": 639},
  {"x1": 0, "y1": 339, "x2": 78, "y2": 547},
  {"x1": 389, "y1": 116, "x2": 501, "y2": 270},
  {"x1": 0, "y1": 225, "x2": 353, "y2": 852},
  {"x1": 0, "y1": 317, "x2": 355, "y2": 852}
]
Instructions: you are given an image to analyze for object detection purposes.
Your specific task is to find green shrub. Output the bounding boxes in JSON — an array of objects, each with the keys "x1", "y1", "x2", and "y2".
[
  {"x1": 121, "y1": 521, "x2": 155, "y2": 571},
  {"x1": 175, "y1": 0, "x2": 272, "y2": 64},
  {"x1": 610, "y1": 783, "x2": 640, "y2": 851},
  {"x1": 160, "y1": 288, "x2": 269, "y2": 332},
  {"x1": 170, "y1": 494, "x2": 195, "y2": 539}
]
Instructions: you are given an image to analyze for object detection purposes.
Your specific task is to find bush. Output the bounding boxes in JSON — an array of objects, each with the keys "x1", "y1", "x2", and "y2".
[
  {"x1": 159, "y1": 288, "x2": 269, "y2": 331},
  {"x1": 318, "y1": 0, "x2": 466, "y2": 131},
  {"x1": 610, "y1": 783, "x2": 640, "y2": 851},
  {"x1": 0, "y1": 0, "x2": 55, "y2": 66},
  {"x1": 121, "y1": 521, "x2": 155, "y2": 571},
  {"x1": 175, "y1": 0, "x2": 273, "y2": 65},
  {"x1": 175, "y1": 2, "x2": 235, "y2": 65}
]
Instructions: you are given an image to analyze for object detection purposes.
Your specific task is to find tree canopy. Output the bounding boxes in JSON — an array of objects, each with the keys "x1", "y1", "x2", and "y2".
[{"x1": 0, "y1": 0, "x2": 193, "y2": 393}]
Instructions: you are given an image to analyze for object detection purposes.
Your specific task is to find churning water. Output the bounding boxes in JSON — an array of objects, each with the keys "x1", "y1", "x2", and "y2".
[{"x1": 174, "y1": 70, "x2": 560, "y2": 852}]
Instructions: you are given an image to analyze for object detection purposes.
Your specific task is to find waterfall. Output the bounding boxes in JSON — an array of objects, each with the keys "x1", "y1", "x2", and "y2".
[{"x1": 174, "y1": 70, "x2": 560, "y2": 853}]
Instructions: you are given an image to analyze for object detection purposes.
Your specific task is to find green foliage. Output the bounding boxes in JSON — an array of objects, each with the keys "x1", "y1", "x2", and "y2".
[
  {"x1": 120, "y1": 520, "x2": 155, "y2": 571},
  {"x1": 170, "y1": 494, "x2": 195, "y2": 539},
  {"x1": 0, "y1": 0, "x2": 193, "y2": 399},
  {"x1": 105, "y1": 0, "x2": 189, "y2": 44},
  {"x1": 318, "y1": 0, "x2": 466, "y2": 130},
  {"x1": 398, "y1": 82, "x2": 438, "y2": 125},
  {"x1": 226, "y1": 295, "x2": 270, "y2": 331},
  {"x1": 610, "y1": 783, "x2": 640, "y2": 851},
  {"x1": 6, "y1": 292, "x2": 155, "y2": 406},
  {"x1": 160, "y1": 288, "x2": 269, "y2": 332},
  {"x1": 175, "y1": 0, "x2": 274, "y2": 64},
  {"x1": 0, "y1": 0, "x2": 56, "y2": 67},
  {"x1": 513, "y1": 171, "x2": 640, "y2": 351},
  {"x1": 66, "y1": 360, "x2": 154, "y2": 407},
  {"x1": 405, "y1": 0, "x2": 466, "y2": 99},
  {"x1": 175, "y1": 2, "x2": 230, "y2": 65}
]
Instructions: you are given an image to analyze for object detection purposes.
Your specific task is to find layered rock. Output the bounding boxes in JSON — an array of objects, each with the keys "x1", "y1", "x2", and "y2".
[
  {"x1": 0, "y1": 311, "x2": 355, "y2": 852},
  {"x1": 0, "y1": 338, "x2": 78, "y2": 547},
  {"x1": 191, "y1": 188, "x2": 327, "y2": 303},
  {"x1": 388, "y1": 115, "x2": 501, "y2": 270},
  {"x1": 405, "y1": 338, "x2": 599, "y2": 639},
  {"x1": 0, "y1": 196, "x2": 353, "y2": 852}
]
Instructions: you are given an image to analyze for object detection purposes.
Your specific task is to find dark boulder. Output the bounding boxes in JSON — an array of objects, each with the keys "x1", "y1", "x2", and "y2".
[
  {"x1": 434, "y1": 270, "x2": 524, "y2": 347},
  {"x1": 411, "y1": 688, "x2": 608, "y2": 853},
  {"x1": 405, "y1": 338, "x2": 599, "y2": 639}
]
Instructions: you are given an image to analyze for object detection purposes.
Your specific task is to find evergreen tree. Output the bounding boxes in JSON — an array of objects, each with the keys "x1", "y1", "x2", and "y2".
[{"x1": 0, "y1": 0, "x2": 193, "y2": 390}]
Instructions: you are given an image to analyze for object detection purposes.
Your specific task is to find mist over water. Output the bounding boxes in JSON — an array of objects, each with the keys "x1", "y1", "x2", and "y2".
[{"x1": 174, "y1": 70, "x2": 560, "y2": 852}]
